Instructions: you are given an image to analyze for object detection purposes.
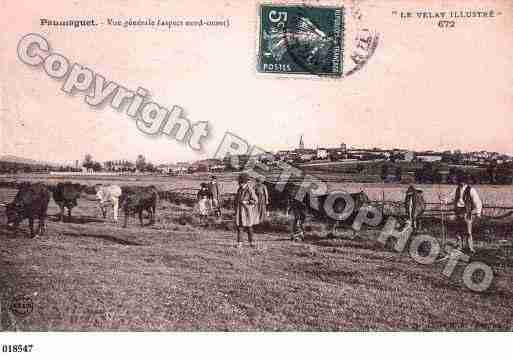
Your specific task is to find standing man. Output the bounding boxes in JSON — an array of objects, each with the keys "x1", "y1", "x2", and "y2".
[
  {"x1": 254, "y1": 178, "x2": 270, "y2": 225},
  {"x1": 208, "y1": 175, "x2": 221, "y2": 217},
  {"x1": 288, "y1": 196, "x2": 306, "y2": 241},
  {"x1": 448, "y1": 171, "x2": 482, "y2": 253},
  {"x1": 234, "y1": 173, "x2": 258, "y2": 247}
]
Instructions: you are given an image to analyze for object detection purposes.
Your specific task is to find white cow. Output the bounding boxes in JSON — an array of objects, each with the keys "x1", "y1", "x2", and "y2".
[{"x1": 95, "y1": 184, "x2": 122, "y2": 222}]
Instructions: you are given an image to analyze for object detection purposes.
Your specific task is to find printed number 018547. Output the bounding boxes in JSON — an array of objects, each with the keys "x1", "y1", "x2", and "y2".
[{"x1": 2, "y1": 345, "x2": 34, "y2": 353}]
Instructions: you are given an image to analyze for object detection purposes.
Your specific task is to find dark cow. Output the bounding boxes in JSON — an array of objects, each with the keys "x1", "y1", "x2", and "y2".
[
  {"x1": 286, "y1": 189, "x2": 371, "y2": 240},
  {"x1": 404, "y1": 185, "x2": 426, "y2": 233},
  {"x1": 49, "y1": 182, "x2": 82, "y2": 221},
  {"x1": 266, "y1": 181, "x2": 299, "y2": 211},
  {"x1": 5, "y1": 182, "x2": 50, "y2": 238},
  {"x1": 120, "y1": 186, "x2": 158, "y2": 227},
  {"x1": 308, "y1": 191, "x2": 371, "y2": 237}
]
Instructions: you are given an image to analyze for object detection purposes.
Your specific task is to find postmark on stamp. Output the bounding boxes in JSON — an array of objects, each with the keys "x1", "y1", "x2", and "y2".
[
  {"x1": 10, "y1": 294, "x2": 34, "y2": 318},
  {"x1": 258, "y1": 4, "x2": 344, "y2": 76},
  {"x1": 344, "y1": 1, "x2": 380, "y2": 77}
]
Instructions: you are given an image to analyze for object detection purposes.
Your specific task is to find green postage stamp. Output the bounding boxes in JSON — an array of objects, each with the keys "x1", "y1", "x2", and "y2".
[{"x1": 258, "y1": 4, "x2": 344, "y2": 76}]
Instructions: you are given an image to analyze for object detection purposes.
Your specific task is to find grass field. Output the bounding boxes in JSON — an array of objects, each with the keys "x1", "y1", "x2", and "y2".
[{"x1": 1, "y1": 175, "x2": 513, "y2": 330}]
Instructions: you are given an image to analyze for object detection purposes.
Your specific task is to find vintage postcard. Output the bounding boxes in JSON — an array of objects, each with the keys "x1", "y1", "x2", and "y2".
[{"x1": 0, "y1": 0, "x2": 512, "y2": 348}]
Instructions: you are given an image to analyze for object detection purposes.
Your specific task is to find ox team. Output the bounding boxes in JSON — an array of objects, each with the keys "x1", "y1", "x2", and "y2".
[{"x1": 3, "y1": 171, "x2": 482, "y2": 255}]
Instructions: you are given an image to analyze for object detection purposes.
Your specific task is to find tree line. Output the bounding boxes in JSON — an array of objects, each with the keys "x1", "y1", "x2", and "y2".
[
  {"x1": 381, "y1": 161, "x2": 513, "y2": 185},
  {"x1": 82, "y1": 154, "x2": 156, "y2": 173}
]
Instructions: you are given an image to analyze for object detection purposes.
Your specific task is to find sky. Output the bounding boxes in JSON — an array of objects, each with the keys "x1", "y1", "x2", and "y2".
[{"x1": 1, "y1": 0, "x2": 512, "y2": 166}]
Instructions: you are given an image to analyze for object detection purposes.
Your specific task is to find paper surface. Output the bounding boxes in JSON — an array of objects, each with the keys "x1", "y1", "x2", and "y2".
[{"x1": 1, "y1": 0, "x2": 513, "y2": 337}]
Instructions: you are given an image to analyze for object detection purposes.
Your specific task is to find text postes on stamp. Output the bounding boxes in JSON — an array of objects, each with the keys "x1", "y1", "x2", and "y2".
[{"x1": 258, "y1": 4, "x2": 344, "y2": 77}]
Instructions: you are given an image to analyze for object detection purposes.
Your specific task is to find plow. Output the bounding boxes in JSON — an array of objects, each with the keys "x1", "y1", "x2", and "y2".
[
  {"x1": 374, "y1": 200, "x2": 513, "y2": 243},
  {"x1": 375, "y1": 199, "x2": 513, "y2": 221}
]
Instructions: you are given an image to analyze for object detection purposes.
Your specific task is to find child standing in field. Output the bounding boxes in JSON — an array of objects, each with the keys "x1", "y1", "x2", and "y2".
[
  {"x1": 197, "y1": 182, "x2": 211, "y2": 225},
  {"x1": 208, "y1": 175, "x2": 221, "y2": 218}
]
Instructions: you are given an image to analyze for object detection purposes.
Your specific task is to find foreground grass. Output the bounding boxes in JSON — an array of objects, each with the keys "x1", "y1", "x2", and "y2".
[{"x1": 1, "y1": 196, "x2": 513, "y2": 330}]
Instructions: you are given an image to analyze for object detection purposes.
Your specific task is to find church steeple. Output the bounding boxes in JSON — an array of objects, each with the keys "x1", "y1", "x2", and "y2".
[{"x1": 299, "y1": 134, "x2": 304, "y2": 150}]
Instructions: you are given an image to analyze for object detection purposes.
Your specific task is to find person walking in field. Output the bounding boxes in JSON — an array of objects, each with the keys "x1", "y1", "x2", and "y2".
[
  {"x1": 447, "y1": 172, "x2": 482, "y2": 253},
  {"x1": 197, "y1": 182, "x2": 211, "y2": 225},
  {"x1": 288, "y1": 196, "x2": 306, "y2": 241},
  {"x1": 234, "y1": 173, "x2": 258, "y2": 247},
  {"x1": 254, "y1": 178, "x2": 269, "y2": 224},
  {"x1": 208, "y1": 175, "x2": 221, "y2": 217}
]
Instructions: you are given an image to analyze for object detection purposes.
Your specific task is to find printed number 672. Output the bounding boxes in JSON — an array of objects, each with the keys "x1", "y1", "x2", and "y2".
[{"x1": 438, "y1": 20, "x2": 455, "y2": 28}]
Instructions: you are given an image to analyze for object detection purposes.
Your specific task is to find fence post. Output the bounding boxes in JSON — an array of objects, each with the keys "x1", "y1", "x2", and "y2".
[{"x1": 381, "y1": 189, "x2": 385, "y2": 215}]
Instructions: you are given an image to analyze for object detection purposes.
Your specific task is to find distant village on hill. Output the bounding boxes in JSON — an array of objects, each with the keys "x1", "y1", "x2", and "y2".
[
  {"x1": 262, "y1": 135, "x2": 512, "y2": 165},
  {"x1": 1, "y1": 135, "x2": 512, "y2": 184}
]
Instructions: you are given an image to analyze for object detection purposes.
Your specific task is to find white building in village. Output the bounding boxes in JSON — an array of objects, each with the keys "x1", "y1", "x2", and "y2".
[{"x1": 316, "y1": 148, "x2": 329, "y2": 160}]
